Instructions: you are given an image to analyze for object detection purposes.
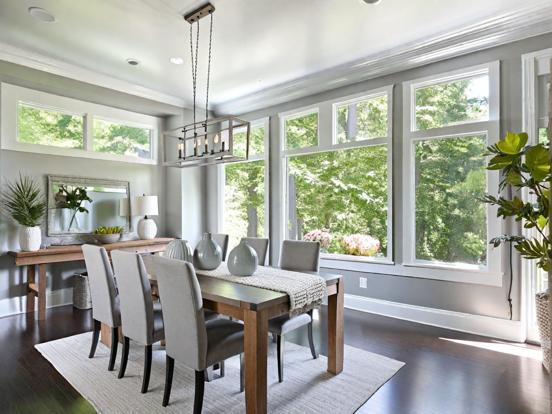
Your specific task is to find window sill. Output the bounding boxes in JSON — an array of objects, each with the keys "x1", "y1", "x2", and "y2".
[
  {"x1": 1, "y1": 141, "x2": 158, "y2": 165},
  {"x1": 320, "y1": 257, "x2": 503, "y2": 287}
]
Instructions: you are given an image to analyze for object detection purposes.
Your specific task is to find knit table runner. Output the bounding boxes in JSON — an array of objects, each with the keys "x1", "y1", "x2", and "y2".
[{"x1": 198, "y1": 263, "x2": 326, "y2": 314}]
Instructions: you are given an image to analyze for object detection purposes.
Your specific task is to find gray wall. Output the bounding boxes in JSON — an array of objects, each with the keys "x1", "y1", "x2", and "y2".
[
  {"x1": 217, "y1": 32, "x2": 552, "y2": 321},
  {"x1": 0, "y1": 61, "x2": 188, "y2": 315}
]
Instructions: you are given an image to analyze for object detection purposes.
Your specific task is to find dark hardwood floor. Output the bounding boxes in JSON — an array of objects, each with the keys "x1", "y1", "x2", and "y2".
[{"x1": 0, "y1": 305, "x2": 549, "y2": 414}]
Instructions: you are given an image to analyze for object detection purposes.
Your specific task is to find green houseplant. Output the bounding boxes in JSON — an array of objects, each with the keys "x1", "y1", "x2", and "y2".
[
  {"x1": 1, "y1": 175, "x2": 47, "y2": 251},
  {"x1": 483, "y1": 131, "x2": 550, "y2": 370}
]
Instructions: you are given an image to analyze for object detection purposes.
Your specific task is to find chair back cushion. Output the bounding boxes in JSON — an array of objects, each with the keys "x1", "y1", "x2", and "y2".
[
  {"x1": 82, "y1": 244, "x2": 120, "y2": 327},
  {"x1": 242, "y1": 237, "x2": 269, "y2": 266},
  {"x1": 111, "y1": 250, "x2": 155, "y2": 345},
  {"x1": 152, "y1": 256, "x2": 208, "y2": 371},
  {"x1": 279, "y1": 240, "x2": 320, "y2": 273},
  {"x1": 212, "y1": 234, "x2": 229, "y2": 261}
]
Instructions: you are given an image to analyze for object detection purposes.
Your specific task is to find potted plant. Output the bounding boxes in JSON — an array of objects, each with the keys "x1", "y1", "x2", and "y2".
[
  {"x1": 56, "y1": 185, "x2": 92, "y2": 231},
  {"x1": 483, "y1": 131, "x2": 550, "y2": 371},
  {"x1": 1, "y1": 175, "x2": 47, "y2": 252},
  {"x1": 93, "y1": 226, "x2": 123, "y2": 244}
]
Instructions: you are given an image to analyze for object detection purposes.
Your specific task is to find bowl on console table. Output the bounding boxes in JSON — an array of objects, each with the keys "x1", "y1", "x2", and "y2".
[{"x1": 94, "y1": 234, "x2": 122, "y2": 245}]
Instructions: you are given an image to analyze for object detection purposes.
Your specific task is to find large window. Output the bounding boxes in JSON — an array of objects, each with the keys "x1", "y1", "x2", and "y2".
[
  {"x1": 222, "y1": 120, "x2": 269, "y2": 249},
  {"x1": 1, "y1": 83, "x2": 160, "y2": 164},
  {"x1": 282, "y1": 88, "x2": 393, "y2": 262},
  {"x1": 403, "y1": 62, "x2": 500, "y2": 271}
]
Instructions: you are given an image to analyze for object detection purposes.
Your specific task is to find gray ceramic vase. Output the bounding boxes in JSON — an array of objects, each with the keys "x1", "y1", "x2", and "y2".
[
  {"x1": 193, "y1": 233, "x2": 222, "y2": 270},
  {"x1": 227, "y1": 239, "x2": 258, "y2": 276},
  {"x1": 165, "y1": 239, "x2": 193, "y2": 262}
]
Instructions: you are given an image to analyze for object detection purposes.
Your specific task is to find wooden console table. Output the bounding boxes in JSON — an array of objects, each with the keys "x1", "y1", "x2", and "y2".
[{"x1": 7, "y1": 238, "x2": 173, "y2": 320}]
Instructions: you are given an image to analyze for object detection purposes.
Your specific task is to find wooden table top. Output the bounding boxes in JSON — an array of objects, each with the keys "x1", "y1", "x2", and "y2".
[
  {"x1": 7, "y1": 238, "x2": 174, "y2": 258},
  {"x1": 143, "y1": 254, "x2": 341, "y2": 311}
]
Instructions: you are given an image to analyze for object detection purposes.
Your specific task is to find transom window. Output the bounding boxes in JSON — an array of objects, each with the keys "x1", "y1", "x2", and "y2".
[
  {"x1": 1, "y1": 83, "x2": 160, "y2": 164},
  {"x1": 283, "y1": 110, "x2": 318, "y2": 150}
]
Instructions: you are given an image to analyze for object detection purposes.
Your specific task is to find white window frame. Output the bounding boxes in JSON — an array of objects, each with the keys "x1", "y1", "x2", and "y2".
[
  {"x1": 280, "y1": 85, "x2": 394, "y2": 265},
  {"x1": 401, "y1": 61, "x2": 502, "y2": 283},
  {"x1": 1, "y1": 83, "x2": 160, "y2": 165},
  {"x1": 522, "y1": 48, "x2": 552, "y2": 343},
  {"x1": 217, "y1": 117, "x2": 270, "y2": 241}
]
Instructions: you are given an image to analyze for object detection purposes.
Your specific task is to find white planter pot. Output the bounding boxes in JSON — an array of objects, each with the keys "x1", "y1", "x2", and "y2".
[{"x1": 19, "y1": 226, "x2": 42, "y2": 252}]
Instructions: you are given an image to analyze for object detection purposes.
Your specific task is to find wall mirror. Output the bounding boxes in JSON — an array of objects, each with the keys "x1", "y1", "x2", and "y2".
[{"x1": 47, "y1": 175, "x2": 131, "y2": 236}]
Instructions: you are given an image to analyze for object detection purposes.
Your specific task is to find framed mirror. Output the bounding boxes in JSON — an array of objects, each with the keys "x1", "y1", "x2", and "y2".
[{"x1": 47, "y1": 175, "x2": 131, "y2": 236}]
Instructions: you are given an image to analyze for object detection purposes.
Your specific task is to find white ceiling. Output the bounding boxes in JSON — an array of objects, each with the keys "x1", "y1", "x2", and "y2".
[{"x1": 0, "y1": 0, "x2": 550, "y2": 113}]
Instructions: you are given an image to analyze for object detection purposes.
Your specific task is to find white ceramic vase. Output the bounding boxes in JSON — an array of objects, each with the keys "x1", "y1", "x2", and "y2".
[
  {"x1": 138, "y1": 217, "x2": 157, "y2": 240},
  {"x1": 193, "y1": 233, "x2": 222, "y2": 270},
  {"x1": 227, "y1": 239, "x2": 258, "y2": 276},
  {"x1": 19, "y1": 226, "x2": 41, "y2": 252},
  {"x1": 165, "y1": 239, "x2": 194, "y2": 262}
]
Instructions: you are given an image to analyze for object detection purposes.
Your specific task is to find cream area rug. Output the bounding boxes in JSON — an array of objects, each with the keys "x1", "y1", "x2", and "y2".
[{"x1": 35, "y1": 333, "x2": 404, "y2": 413}]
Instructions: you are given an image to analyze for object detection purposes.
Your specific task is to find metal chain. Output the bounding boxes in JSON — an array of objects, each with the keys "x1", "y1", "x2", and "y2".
[
  {"x1": 205, "y1": 12, "x2": 213, "y2": 124},
  {"x1": 189, "y1": 19, "x2": 200, "y2": 133}
]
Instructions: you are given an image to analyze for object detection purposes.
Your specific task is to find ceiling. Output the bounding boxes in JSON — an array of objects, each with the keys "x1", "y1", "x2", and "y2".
[{"x1": 0, "y1": 0, "x2": 550, "y2": 113}]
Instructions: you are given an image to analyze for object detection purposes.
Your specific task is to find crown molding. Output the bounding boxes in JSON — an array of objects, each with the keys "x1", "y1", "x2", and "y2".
[
  {"x1": 0, "y1": 42, "x2": 188, "y2": 109},
  {"x1": 214, "y1": 3, "x2": 552, "y2": 115}
]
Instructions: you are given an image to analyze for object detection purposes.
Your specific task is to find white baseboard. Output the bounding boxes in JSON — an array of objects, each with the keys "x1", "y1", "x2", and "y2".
[
  {"x1": 345, "y1": 294, "x2": 525, "y2": 342},
  {"x1": 0, "y1": 288, "x2": 74, "y2": 319}
]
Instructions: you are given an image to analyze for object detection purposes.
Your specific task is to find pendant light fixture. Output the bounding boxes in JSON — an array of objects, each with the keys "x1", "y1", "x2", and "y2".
[{"x1": 163, "y1": 2, "x2": 250, "y2": 168}]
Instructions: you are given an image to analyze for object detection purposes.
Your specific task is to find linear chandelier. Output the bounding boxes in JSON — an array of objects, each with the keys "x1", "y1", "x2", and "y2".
[{"x1": 163, "y1": 2, "x2": 250, "y2": 168}]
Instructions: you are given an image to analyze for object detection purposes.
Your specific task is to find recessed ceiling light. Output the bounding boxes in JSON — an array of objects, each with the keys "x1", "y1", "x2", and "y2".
[
  {"x1": 170, "y1": 57, "x2": 184, "y2": 65},
  {"x1": 28, "y1": 7, "x2": 56, "y2": 22},
  {"x1": 362, "y1": 0, "x2": 382, "y2": 4},
  {"x1": 126, "y1": 58, "x2": 140, "y2": 66}
]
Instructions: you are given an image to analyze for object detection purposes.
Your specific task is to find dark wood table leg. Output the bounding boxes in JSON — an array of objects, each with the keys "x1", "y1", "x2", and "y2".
[
  {"x1": 244, "y1": 307, "x2": 268, "y2": 414},
  {"x1": 26, "y1": 265, "x2": 36, "y2": 314},
  {"x1": 327, "y1": 278, "x2": 344, "y2": 374},
  {"x1": 37, "y1": 264, "x2": 47, "y2": 321}
]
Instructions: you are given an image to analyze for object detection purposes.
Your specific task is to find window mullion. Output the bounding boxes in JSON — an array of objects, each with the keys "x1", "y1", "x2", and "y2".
[{"x1": 84, "y1": 114, "x2": 93, "y2": 152}]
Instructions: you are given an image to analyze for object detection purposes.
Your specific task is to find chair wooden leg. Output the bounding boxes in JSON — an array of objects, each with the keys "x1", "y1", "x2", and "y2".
[
  {"x1": 194, "y1": 370, "x2": 205, "y2": 414},
  {"x1": 118, "y1": 336, "x2": 130, "y2": 379},
  {"x1": 219, "y1": 360, "x2": 225, "y2": 378},
  {"x1": 141, "y1": 345, "x2": 153, "y2": 393},
  {"x1": 89, "y1": 319, "x2": 101, "y2": 358},
  {"x1": 307, "y1": 311, "x2": 319, "y2": 359},
  {"x1": 108, "y1": 327, "x2": 119, "y2": 371},
  {"x1": 239, "y1": 353, "x2": 244, "y2": 393},
  {"x1": 277, "y1": 334, "x2": 284, "y2": 383},
  {"x1": 162, "y1": 355, "x2": 174, "y2": 407}
]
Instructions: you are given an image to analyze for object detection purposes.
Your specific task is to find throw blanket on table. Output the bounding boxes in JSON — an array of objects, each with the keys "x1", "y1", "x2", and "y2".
[{"x1": 199, "y1": 263, "x2": 326, "y2": 315}]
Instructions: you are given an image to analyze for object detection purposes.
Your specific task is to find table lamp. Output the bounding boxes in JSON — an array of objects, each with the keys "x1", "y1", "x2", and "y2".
[{"x1": 133, "y1": 194, "x2": 158, "y2": 240}]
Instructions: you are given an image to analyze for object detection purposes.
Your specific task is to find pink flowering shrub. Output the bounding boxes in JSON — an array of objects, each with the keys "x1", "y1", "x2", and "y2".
[
  {"x1": 341, "y1": 234, "x2": 380, "y2": 256},
  {"x1": 303, "y1": 229, "x2": 332, "y2": 249}
]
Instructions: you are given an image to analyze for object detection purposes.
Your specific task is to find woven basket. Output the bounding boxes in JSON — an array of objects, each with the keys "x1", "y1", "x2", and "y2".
[
  {"x1": 73, "y1": 273, "x2": 92, "y2": 310},
  {"x1": 535, "y1": 292, "x2": 550, "y2": 372}
]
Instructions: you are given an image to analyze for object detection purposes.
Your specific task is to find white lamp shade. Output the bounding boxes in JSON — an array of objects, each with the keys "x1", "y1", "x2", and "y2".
[
  {"x1": 133, "y1": 195, "x2": 158, "y2": 216},
  {"x1": 119, "y1": 198, "x2": 130, "y2": 216}
]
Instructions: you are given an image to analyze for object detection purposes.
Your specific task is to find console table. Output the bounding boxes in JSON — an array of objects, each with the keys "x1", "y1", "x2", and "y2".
[{"x1": 7, "y1": 238, "x2": 173, "y2": 320}]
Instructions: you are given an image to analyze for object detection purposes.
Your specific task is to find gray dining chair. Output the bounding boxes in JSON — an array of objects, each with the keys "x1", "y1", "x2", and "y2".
[
  {"x1": 152, "y1": 256, "x2": 245, "y2": 410},
  {"x1": 212, "y1": 233, "x2": 229, "y2": 261},
  {"x1": 241, "y1": 237, "x2": 269, "y2": 266},
  {"x1": 82, "y1": 244, "x2": 121, "y2": 371},
  {"x1": 111, "y1": 250, "x2": 165, "y2": 394},
  {"x1": 270, "y1": 240, "x2": 320, "y2": 382}
]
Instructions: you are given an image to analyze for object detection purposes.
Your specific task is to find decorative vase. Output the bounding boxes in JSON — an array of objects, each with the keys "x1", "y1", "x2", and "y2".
[
  {"x1": 138, "y1": 217, "x2": 157, "y2": 240},
  {"x1": 193, "y1": 233, "x2": 222, "y2": 270},
  {"x1": 227, "y1": 239, "x2": 258, "y2": 276},
  {"x1": 535, "y1": 292, "x2": 550, "y2": 372},
  {"x1": 165, "y1": 239, "x2": 194, "y2": 262},
  {"x1": 19, "y1": 226, "x2": 41, "y2": 252}
]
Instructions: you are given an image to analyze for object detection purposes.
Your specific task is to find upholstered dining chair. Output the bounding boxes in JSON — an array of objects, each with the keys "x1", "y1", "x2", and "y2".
[
  {"x1": 212, "y1": 233, "x2": 229, "y2": 261},
  {"x1": 151, "y1": 256, "x2": 245, "y2": 411},
  {"x1": 111, "y1": 250, "x2": 165, "y2": 393},
  {"x1": 82, "y1": 244, "x2": 121, "y2": 371},
  {"x1": 241, "y1": 237, "x2": 269, "y2": 266},
  {"x1": 270, "y1": 240, "x2": 320, "y2": 382}
]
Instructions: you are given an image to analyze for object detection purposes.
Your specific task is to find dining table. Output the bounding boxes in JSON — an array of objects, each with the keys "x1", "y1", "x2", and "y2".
[{"x1": 152, "y1": 260, "x2": 344, "y2": 414}]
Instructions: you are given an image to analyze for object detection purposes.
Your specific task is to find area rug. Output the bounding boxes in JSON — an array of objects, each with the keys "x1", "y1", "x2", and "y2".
[{"x1": 35, "y1": 333, "x2": 404, "y2": 413}]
